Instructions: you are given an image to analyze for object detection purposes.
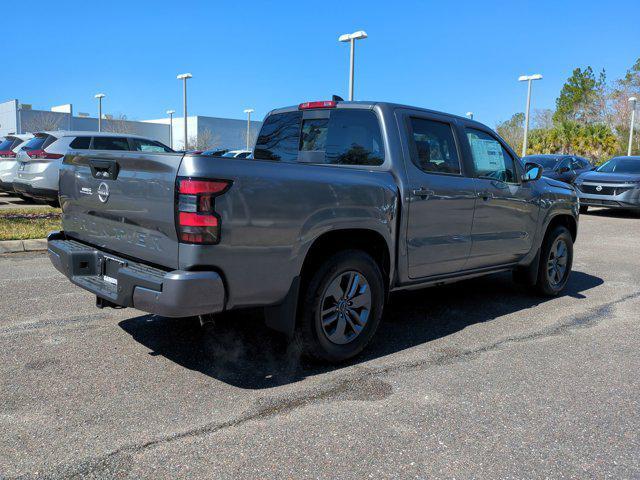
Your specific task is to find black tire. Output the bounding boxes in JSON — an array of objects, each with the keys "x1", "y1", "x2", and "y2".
[
  {"x1": 579, "y1": 205, "x2": 588, "y2": 214},
  {"x1": 47, "y1": 200, "x2": 60, "y2": 208},
  {"x1": 299, "y1": 250, "x2": 385, "y2": 363},
  {"x1": 536, "y1": 225, "x2": 573, "y2": 296}
]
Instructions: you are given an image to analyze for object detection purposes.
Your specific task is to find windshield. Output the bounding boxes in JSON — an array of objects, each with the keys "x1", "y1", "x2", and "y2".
[
  {"x1": 0, "y1": 139, "x2": 15, "y2": 151},
  {"x1": 596, "y1": 158, "x2": 640, "y2": 174},
  {"x1": 221, "y1": 152, "x2": 237, "y2": 157}
]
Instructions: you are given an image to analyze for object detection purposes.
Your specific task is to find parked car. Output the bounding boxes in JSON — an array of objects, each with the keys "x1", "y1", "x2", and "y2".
[
  {"x1": 48, "y1": 100, "x2": 579, "y2": 362},
  {"x1": 12, "y1": 131, "x2": 173, "y2": 206},
  {"x1": 201, "y1": 149, "x2": 229, "y2": 156},
  {"x1": 574, "y1": 156, "x2": 640, "y2": 213},
  {"x1": 522, "y1": 154, "x2": 593, "y2": 184},
  {"x1": 220, "y1": 149, "x2": 252, "y2": 159},
  {"x1": 0, "y1": 134, "x2": 33, "y2": 192}
]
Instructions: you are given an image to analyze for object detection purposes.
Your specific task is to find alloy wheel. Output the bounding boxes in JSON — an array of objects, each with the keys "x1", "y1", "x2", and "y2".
[
  {"x1": 319, "y1": 270, "x2": 372, "y2": 345},
  {"x1": 547, "y1": 238, "x2": 568, "y2": 287}
]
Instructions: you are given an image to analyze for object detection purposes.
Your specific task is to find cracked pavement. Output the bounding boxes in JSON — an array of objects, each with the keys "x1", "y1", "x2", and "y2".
[{"x1": 1, "y1": 209, "x2": 639, "y2": 478}]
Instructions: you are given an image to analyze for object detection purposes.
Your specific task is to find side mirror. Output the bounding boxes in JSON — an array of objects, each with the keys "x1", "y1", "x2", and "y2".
[{"x1": 523, "y1": 162, "x2": 543, "y2": 182}]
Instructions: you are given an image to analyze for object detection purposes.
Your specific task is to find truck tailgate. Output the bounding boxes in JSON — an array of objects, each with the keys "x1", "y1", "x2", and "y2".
[{"x1": 59, "y1": 151, "x2": 184, "y2": 269}]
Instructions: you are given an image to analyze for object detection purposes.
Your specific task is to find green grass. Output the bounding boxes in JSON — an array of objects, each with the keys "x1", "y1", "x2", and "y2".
[{"x1": 0, "y1": 207, "x2": 62, "y2": 241}]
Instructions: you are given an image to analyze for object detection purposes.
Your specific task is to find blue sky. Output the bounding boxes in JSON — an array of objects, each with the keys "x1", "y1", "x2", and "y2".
[{"x1": 3, "y1": 0, "x2": 638, "y2": 127}]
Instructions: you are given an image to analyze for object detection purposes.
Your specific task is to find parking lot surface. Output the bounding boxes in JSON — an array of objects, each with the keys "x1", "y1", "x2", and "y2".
[{"x1": 1, "y1": 209, "x2": 639, "y2": 478}]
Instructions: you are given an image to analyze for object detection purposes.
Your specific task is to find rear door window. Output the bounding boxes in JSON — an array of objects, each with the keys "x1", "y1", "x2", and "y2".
[
  {"x1": 407, "y1": 118, "x2": 461, "y2": 174},
  {"x1": 69, "y1": 137, "x2": 91, "y2": 149},
  {"x1": 131, "y1": 138, "x2": 172, "y2": 152},
  {"x1": 92, "y1": 137, "x2": 129, "y2": 151},
  {"x1": 465, "y1": 128, "x2": 518, "y2": 183},
  {"x1": 254, "y1": 111, "x2": 302, "y2": 161}
]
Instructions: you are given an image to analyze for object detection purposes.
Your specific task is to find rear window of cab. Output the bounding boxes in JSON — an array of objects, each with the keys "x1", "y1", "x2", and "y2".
[{"x1": 254, "y1": 109, "x2": 384, "y2": 166}]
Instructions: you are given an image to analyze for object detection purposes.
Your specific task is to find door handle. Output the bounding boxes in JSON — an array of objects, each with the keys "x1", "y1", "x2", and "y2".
[
  {"x1": 412, "y1": 187, "x2": 435, "y2": 199},
  {"x1": 477, "y1": 190, "x2": 494, "y2": 200}
]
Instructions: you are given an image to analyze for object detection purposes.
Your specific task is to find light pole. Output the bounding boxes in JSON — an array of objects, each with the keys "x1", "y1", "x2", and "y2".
[
  {"x1": 518, "y1": 74, "x2": 543, "y2": 156},
  {"x1": 628, "y1": 97, "x2": 637, "y2": 156},
  {"x1": 94, "y1": 93, "x2": 106, "y2": 132},
  {"x1": 177, "y1": 73, "x2": 192, "y2": 150},
  {"x1": 243, "y1": 108, "x2": 254, "y2": 151},
  {"x1": 466, "y1": 112, "x2": 474, "y2": 120},
  {"x1": 338, "y1": 30, "x2": 367, "y2": 101},
  {"x1": 166, "y1": 110, "x2": 175, "y2": 149}
]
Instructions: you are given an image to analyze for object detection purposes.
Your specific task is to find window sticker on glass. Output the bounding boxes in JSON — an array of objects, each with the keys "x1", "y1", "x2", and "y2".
[
  {"x1": 466, "y1": 128, "x2": 517, "y2": 183},
  {"x1": 468, "y1": 136, "x2": 505, "y2": 173}
]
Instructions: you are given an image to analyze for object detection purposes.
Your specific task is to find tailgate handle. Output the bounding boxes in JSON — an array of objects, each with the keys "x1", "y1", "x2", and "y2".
[{"x1": 89, "y1": 159, "x2": 120, "y2": 180}]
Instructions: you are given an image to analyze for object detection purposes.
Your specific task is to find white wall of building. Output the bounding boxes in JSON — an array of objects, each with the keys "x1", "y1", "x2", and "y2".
[
  {"x1": 145, "y1": 116, "x2": 262, "y2": 151},
  {"x1": 0, "y1": 99, "x2": 170, "y2": 144}
]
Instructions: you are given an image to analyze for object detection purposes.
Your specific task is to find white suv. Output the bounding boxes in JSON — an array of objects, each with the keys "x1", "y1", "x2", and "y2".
[
  {"x1": 13, "y1": 131, "x2": 173, "y2": 206},
  {"x1": 0, "y1": 134, "x2": 33, "y2": 192}
]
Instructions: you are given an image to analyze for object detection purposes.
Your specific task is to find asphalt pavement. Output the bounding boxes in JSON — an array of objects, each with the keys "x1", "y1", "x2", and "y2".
[{"x1": 0, "y1": 209, "x2": 639, "y2": 478}]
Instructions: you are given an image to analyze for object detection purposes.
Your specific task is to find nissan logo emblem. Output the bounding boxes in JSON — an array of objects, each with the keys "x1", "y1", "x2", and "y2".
[
  {"x1": 595, "y1": 185, "x2": 603, "y2": 192},
  {"x1": 97, "y1": 182, "x2": 110, "y2": 203}
]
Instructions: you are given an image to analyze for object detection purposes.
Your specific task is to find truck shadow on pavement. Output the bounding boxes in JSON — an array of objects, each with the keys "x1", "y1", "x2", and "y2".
[{"x1": 119, "y1": 270, "x2": 602, "y2": 390}]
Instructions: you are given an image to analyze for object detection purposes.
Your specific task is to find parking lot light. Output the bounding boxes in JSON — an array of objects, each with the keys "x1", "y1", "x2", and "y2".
[
  {"x1": 243, "y1": 108, "x2": 254, "y2": 151},
  {"x1": 166, "y1": 110, "x2": 176, "y2": 149},
  {"x1": 629, "y1": 97, "x2": 637, "y2": 156},
  {"x1": 518, "y1": 74, "x2": 543, "y2": 156},
  {"x1": 94, "y1": 93, "x2": 106, "y2": 132},
  {"x1": 338, "y1": 30, "x2": 368, "y2": 101},
  {"x1": 177, "y1": 73, "x2": 193, "y2": 150}
]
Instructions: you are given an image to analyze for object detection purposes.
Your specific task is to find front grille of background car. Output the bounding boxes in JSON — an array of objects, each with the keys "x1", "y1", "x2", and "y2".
[{"x1": 578, "y1": 185, "x2": 634, "y2": 196}]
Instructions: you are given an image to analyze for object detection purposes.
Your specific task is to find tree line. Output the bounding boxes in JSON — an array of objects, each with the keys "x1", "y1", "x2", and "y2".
[{"x1": 496, "y1": 58, "x2": 640, "y2": 163}]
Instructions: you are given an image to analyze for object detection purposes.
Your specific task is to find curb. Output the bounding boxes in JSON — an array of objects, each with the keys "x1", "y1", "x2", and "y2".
[{"x1": 0, "y1": 238, "x2": 47, "y2": 254}]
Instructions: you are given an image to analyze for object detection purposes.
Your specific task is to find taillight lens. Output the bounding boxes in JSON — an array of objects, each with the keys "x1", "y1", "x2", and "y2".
[
  {"x1": 176, "y1": 178, "x2": 231, "y2": 244},
  {"x1": 26, "y1": 149, "x2": 63, "y2": 159}
]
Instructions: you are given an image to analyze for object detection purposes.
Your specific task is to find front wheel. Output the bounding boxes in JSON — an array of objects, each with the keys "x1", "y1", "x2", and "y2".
[
  {"x1": 299, "y1": 250, "x2": 385, "y2": 363},
  {"x1": 536, "y1": 225, "x2": 573, "y2": 296}
]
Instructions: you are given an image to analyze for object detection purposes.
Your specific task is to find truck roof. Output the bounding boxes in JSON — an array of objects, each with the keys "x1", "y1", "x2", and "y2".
[{"x1": 269, "y1": 101, "x2": 487, "y2": 127}]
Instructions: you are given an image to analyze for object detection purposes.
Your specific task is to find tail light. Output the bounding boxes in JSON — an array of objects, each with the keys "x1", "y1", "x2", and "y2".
[
  {"x1": 26, "y1": 149, "x2": 63, "y2": 159},
  {"x1": 176, "y1": 177, "x2": 231, "y2": 244},
  {"x1": 298, "y1": 100, "x2": 337, "y2": 110},
  {"x1": 0, "y1": 150, "x2": 16, "y2": 158}
]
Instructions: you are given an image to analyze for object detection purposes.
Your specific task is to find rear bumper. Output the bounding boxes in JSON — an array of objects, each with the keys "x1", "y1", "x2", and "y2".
[
  {"x1": 12, "y1": 182, "x2": 58, "y2": 201},
  {"x1": 47, "y1": 232, "x2": 226, "y2": 317}
]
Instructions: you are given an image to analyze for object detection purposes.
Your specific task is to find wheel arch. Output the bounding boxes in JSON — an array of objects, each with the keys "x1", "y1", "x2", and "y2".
[
  {"x1": 299, "y1": 228, "x2": 393, "y2": 292},
  {"x1": 545, "y1": 213, "x2": 578, "y2": 242}
]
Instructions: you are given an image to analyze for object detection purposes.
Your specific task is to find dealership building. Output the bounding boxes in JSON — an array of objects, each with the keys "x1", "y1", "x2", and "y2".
[{"x1": 0, "y1": 99, "x2": 262, "y2": 151}]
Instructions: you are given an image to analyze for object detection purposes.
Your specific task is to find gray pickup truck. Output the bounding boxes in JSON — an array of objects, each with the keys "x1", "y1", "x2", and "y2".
[{"x1": 48, "y1": 100, "x2": 579, "y2": 362}]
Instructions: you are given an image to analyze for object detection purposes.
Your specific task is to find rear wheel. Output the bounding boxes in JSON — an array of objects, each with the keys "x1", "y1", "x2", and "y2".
[
  {"x1": 299, "y1": 250, "x2": 384, "y2": 363},
  {"x1": 536, "y1": 225, "x2": 573, "y2": 296},
  {"x1": 579, "y1": 205, "x2": 588, "y2": 214}
]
